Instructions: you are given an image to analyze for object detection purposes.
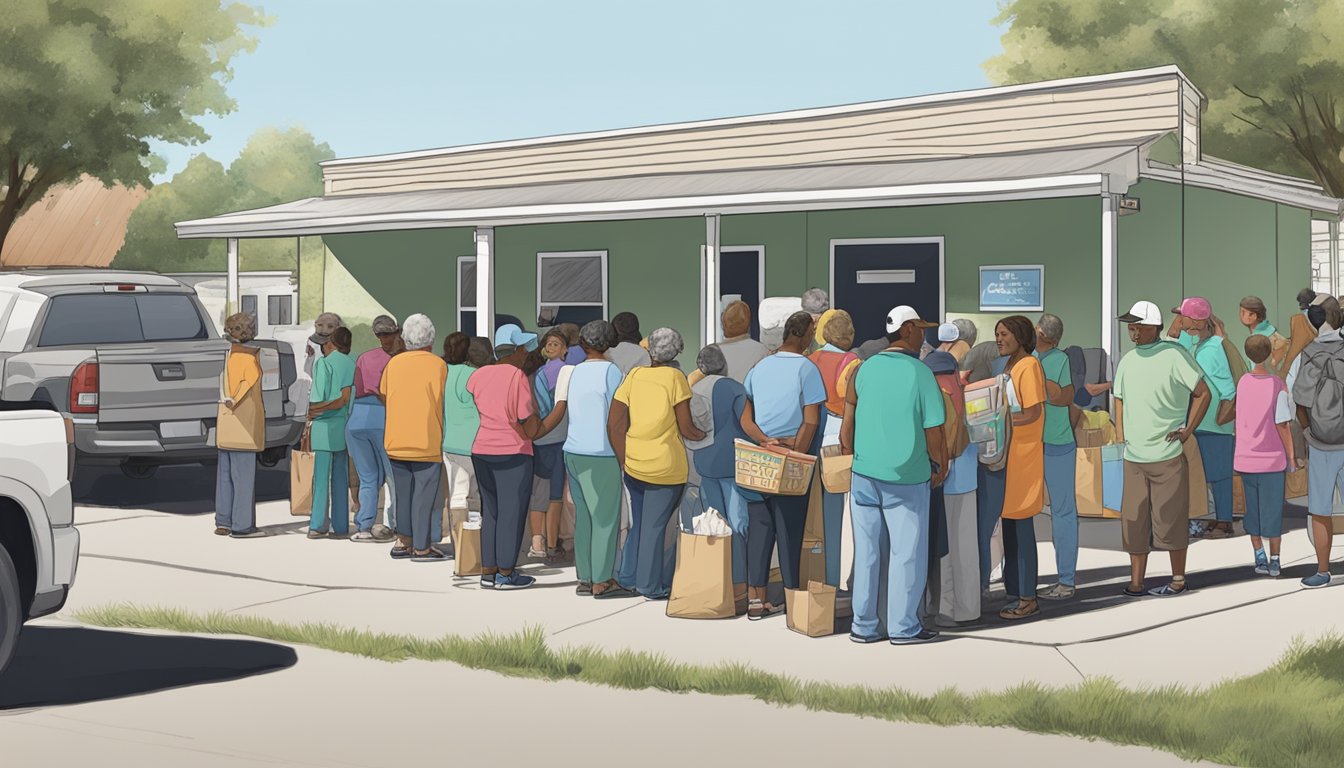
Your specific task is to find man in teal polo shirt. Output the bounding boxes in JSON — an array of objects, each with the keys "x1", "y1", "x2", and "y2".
[
  {"x1": 1034, "y1": 314, "x2": 1079, "y2": 600},
  {"x1": 308, "y1": 327, "x2": 358, "y2": 539},
  {"x1": 1169, "y1": 297, "x2": 1238, "y2": 538},
  {"x1": 841, "y1": 305, "x2": 947, "y2": 646}
]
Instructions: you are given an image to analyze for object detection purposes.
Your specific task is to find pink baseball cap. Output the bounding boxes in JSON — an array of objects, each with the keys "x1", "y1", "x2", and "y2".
[{"x1": 1172, "y1": 297, "x2": 1212, "y2": 321}]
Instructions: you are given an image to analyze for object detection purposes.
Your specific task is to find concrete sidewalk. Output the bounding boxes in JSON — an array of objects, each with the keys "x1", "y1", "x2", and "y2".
[{"x1": 47, "y1": 489, "x2": 1344, "y2": 697}]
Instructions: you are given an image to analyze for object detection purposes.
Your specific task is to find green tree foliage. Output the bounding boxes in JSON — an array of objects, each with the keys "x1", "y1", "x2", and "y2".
[
  {"x1": 0, "y1": 0, "x2": 268, "y2": 261},
  {"x1": 114, "y1": 126, "x2": 334, "y2": 273},
  {"x1": 986, "y1": 0, "x2": 1344, "y2": 195}
]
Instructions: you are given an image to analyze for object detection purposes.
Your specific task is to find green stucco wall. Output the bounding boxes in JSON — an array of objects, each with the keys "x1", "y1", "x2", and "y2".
[
  {"x1": 315, "y1": 182, "x2": 1314, "y2": 366},
  {"x1": 1118, "y1": 179, "x2": 1311, "y2": 357},
  {"x1": 723, "y1": 198, "x2": 1104, "y2": 347}
]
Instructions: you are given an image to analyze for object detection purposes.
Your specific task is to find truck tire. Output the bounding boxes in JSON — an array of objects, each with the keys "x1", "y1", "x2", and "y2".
[
  {"x1": 0, "y1": 543, "x2": 22, "y2": 677},
  {"x1": 119, "y1": 462, "x2": 158, "y2": 480},
  {"x1": 259, "y1": 446, "x2": 288, "y2": 469}
]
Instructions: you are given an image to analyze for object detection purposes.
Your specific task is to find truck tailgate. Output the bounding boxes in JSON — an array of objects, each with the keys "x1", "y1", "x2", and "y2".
[{"x1": 96, "y1": 341, "x2": 228, "y2": 424}]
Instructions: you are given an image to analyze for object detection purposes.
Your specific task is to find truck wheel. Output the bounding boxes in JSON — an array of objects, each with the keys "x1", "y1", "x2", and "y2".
[
  {"x1": 258, "y1": 446, "x2": 287, "y2": 468},
  {"x1": 119, "y1": 462, "x2": 158, "y2": 480},
  {"x1": 0, "y1": 543, "x2": 22, "y2": 678}
]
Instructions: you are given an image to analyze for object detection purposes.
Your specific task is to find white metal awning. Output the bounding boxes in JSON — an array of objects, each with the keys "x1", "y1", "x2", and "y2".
[{"x1": 175, "y1": 143, "x2": 1148, "y2": 239}]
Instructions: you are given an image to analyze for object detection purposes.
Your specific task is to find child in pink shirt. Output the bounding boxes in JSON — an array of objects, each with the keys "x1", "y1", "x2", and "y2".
[{"x1": 1233, "y1": 335, "x2": 1297, "y2": 577}]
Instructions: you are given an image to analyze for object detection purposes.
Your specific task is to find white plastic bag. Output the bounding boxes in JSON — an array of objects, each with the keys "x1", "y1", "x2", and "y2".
[{"x1": 691, "y1": 507, "x2": 733, "y2": 537}]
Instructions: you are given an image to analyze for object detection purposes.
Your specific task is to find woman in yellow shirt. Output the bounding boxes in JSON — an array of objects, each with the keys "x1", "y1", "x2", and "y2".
[
  {"x1": 995, "y1": 315, "x2": 1047, "y2": 620},
  {"x1": 608, "y1": 328, "x2": 705, "y2": 599}
]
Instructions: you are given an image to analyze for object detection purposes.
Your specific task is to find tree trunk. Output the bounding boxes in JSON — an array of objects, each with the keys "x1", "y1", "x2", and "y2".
[{"x1": 0, "y1": 200, "x2": 18, "y2": 269}]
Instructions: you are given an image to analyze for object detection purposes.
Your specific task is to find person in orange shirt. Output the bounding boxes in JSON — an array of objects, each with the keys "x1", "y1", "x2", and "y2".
[
  {"x1": 994, "y1": 316, "x2": 1048, "y2": 621},
  {"x1": 215, "y1": 313, "x2": 267, "y2": 539},
  {"x1": 380, "y1": 313, "x2": 450, "y2": 562},
  {"x1": 808, "y1": 309, "x2": 860, "y2": 586}
]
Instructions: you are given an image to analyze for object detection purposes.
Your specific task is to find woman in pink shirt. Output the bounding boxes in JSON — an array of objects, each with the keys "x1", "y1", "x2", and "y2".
[
  {"x1": 1234, "y1": 335, "x2": 1297, "y2": 577},
  {"x1": 467, "y1": 325, "x2": 565, "y2": 590},
  {"x1": 345, "y1": 315, "x2": 401, "y2": 541}
]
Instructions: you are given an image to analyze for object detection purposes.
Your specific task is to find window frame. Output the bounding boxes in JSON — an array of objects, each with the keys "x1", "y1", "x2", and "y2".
[
  {"x1": 458, "y1": 255, "x2": 477, "y2": 332},
  {"x1": 267, "y1": 294, "x2": 294, "y2": 326},
  {"x1": 535, "y1": 250, "x2": 608, "y2": 326}
]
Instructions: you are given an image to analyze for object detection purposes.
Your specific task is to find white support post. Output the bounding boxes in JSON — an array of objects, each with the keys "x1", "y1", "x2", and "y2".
[
  {"x1": 1331, "y1": 218, "x2": 1340, "y2": 298},
  {"x1": 704, "y1": 214, "x2": 720, "y2": 347},
  {"x1": 1101, "y1": 194, "x2": 1120, "y2": 372},
  {"x1": 474, "y1": 227, "x2": 495, "y2": 342},
  {"x1": 226, "y1": 238, "x2": 240, "y2": 317}
]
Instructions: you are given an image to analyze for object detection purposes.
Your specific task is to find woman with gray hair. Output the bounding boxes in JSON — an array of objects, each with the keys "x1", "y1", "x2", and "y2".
[
  {"x1": 609, "y1": 327, "x2": 706, "y2": 599},
  {"x1": 215, "y1": 312, "x2": 266, "y2": 538},
  {"x1": 547, "y1": 320, "x2": 633, "y2": 597},
  {"x1": 688, "y1": 343, "x2": 757, "y2": 611}
]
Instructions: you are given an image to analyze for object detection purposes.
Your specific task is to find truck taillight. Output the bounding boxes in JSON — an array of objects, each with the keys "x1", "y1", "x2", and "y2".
[
  {"x1": 70, "y1": 361, "x2": 99, "y2": 414},
  {"x1": 63, "y1": 417, "x2": 74, "y2": 444}
]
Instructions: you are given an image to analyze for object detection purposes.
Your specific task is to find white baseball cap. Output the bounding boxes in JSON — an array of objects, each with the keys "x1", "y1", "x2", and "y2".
[
  {"x1": 1118, "y1": 300, "x2": 1163, "y2": 326},
  {"x1": 937, "y1": 322, "x2": 960, "y2": 342},
  {"x1": 885, "y1": 306, "x2": 937, "y2": 334}
]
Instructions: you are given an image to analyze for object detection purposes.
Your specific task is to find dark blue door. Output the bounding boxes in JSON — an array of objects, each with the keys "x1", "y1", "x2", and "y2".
[
  {"x1": 832, "y1": 241, "x2": 941, "y2": 345},
  {"x1": 720, "y1": 248, "x2": 761, "y2": 339}
]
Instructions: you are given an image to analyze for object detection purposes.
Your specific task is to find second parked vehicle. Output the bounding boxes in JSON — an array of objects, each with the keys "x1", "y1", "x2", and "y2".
[{"x1": 0, "y1": 270, "x2": 304, "y2": 479}]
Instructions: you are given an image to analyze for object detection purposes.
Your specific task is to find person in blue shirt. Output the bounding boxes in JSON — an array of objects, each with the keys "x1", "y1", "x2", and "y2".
[
  {"x1": 741, "y1": 312, "x2": 827, "y2": 620},
  {"x1": 688, "y1": 344, "x2": 759, "y2": 613}
]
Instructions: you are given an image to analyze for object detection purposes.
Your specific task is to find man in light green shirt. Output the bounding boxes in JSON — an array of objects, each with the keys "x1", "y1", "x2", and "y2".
[
  {"x1": 1113, "y1": 301, "x2": 1212, "y2": 600},
  {"x1": 308, "y1": 327, "x2": 357, "y2": 539}
]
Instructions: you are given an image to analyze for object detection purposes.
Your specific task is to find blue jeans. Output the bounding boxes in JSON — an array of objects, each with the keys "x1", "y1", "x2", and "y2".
[
  {"x1": 310, "y1": 449, "x2": 350, "y2": 535},
  {"x1": 977, "y1": 465, "x2": 1006, "y2": 588},
  {"x1": 215, "y1": 450, "x2": 257, "y2": 533},
  {"x1": 698, "y1": 477, "x2": 749, "y2": 585},
  {"x1": 346, "y1": 397, "x2": 395, "y2": 532},
  {"x1": 1195, "y1": 432, "x2": 1235, "y2": 523},
  {"x1": 622, "y1": 476, "x2": 686, "y2": 598},
  {"x1": 1044, "y1": 443, "x2": 1078, "y2": 587},
  {"x1": 822, "y1": 487, "x2": 845, "y2": 587},
  {"x1": 850, "y1": 472, "x2": 930, "y2": 640}
]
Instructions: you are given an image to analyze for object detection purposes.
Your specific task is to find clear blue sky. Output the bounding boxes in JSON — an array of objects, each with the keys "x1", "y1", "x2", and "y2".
[{"x1": 152, "y1": 0, "x2": 1008, "y2": 180}]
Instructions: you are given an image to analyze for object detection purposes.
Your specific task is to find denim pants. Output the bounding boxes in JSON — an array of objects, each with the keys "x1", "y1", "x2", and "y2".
[
  {"x1": 1195, "y1": 432, "x2": 1235, "y2": 523},
  {"x1": 819, "y1": 411, "x2": 846, "y2": 586},
  {"x1": 1242, "y1": 471, "x2": 1286, "y2": 538},
  {"x1": 390, "y1": 459, "x2": 441, "y2": 552},
  {"x1": 850, "y1": 472, "x2": 930, "y2": 640},
  {"x1": 747, "y1": 494, "x2": 809, "y2": 589},
  {"x1": 1002, "y1": 516, "x2": 1038, "y2": 601},
  {"x1": 473, "y1": 454, "x2": 533, "y2": 571},
  {"x1": 977, "y1": 465, "x2": 1007, "y2": 588},
  {"x1": 699, "y1": 477, "x2": 751, "y2": 585},
  {"x1": 1043, "y1": 443, "x2": 1078, "y2": 587},
  {"x1": 622, "y1": 476, "x2": 686, "y2": 598},
  {"x1": 346, "y1": 398, "x2": 395, "y2": 532},
  {"x1": 310, "y1": 449, "x2": 350, "y2": 535},
  {"x1": 215, "y1": 449, "x2": 257, "y2": 533}
]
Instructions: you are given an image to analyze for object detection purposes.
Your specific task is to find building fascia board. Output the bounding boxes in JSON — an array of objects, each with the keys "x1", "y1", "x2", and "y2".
[
  {"x1": 1141, "y1": 162, "x2": 1342, "y2": 214},
  {"x1": 176, "y1": 174, "x2": 1106, "y2": 240},
  {"x1": 320, "y1": 67, "x2": 1199, "y2": 169}
]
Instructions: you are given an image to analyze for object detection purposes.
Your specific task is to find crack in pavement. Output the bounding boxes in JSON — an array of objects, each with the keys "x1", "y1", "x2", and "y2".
[
  {"x1": 1053, "y1": 647, "x2": 1087, "y2": 681},
  {"x1": 227, "y1": 588, "x2": 331, "y2": 614},
  {"x1": 549, "y1": 600, "x2": 649, "y2": 636},
  {"x1": 81, "y1": 554, "x2": 444, "y2": 595}
]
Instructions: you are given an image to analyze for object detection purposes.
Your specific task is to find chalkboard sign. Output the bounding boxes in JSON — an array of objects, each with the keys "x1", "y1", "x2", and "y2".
[{"x1": 979, "y1": 265, "x2": 1044, "y2": 312}]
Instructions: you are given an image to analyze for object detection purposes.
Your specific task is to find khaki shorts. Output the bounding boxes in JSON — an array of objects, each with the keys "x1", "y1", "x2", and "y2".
[{"x1": 1121, "y1": 456, "x2": 1190, "y2": 554}]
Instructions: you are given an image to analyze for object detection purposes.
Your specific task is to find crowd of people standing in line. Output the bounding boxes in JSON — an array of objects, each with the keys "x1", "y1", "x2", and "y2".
[{"x1": 210, "y1": 283, "x2": 1344, "y2": 645}]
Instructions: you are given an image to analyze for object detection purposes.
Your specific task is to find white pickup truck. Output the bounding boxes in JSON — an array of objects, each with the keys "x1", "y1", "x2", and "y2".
[{"x1": 0, "y1": 400, "x2": 78, "y2": 676}]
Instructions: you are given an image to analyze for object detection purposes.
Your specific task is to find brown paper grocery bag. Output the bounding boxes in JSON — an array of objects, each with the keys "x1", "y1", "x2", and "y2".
[
  {"x1": 1287, "y1": 464, "x2": 1309, "y2": 499},
  {"x1": 803, "y1": 471, "x2": 825, "y2": 545},
  {"x1": 1233, "y1": 474, "x2": 1246, "y2": 516},
  {"x1": 289, "y1": 432, "x2": 315, "y2": 517},
  {"x1": 798, "y1": 539, "x2": 826, "y2": 586},
  {"x1": 1074, "y1": 446, "x2": 1106, "y2": 518},
  {"x1": 667, "y1": 531, "x2": 734, "y2": 619},
  {"x1": 453, "y1": 520, "x2": 483, "y2": 577},
  {"x1": 1183, "y1": 437, "x2": 1208, "y2": 519},
  {"x1": 785, "y1": 581, "x2": 838, "y2": 637}
]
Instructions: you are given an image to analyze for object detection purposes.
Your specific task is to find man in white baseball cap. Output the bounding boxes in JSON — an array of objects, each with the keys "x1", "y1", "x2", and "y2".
[
  {"x1": 1112, "y1": 298, "x2": 1212, "y2": 598},
  {"x1": 842, "y1": 305, "x2": 947, "y2": 646}
]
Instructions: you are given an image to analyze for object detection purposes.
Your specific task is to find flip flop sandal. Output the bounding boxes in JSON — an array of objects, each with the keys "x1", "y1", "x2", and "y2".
[
  {"x1": 747, "y1": 598, "x2": 766, "y2": 620},
  {"x1": 576, "y1": 582, "x2": 593, "y2": 596},
  {"x1": 999, "y1": 600, "x2": 1040, "y2": 620},
  {"x1": 1148, "y1": 582, "x2": 1188, "y2": 597},
  {"x1": 1123, "y1": 586, "x2": 1147, "y2": 597},
  {"x1": 593, "y1": 585, "x2": 638, "y2": 600},
  {"x1": 389, "y1": 545, "x2": 412, "y2": 560}
]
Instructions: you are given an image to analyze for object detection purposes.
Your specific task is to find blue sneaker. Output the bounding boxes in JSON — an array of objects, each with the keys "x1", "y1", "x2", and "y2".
[
  {"x1": 1301, "y1": 571, "x2": 1332, "y2": 589},
  {"x1": 495, "y1": 571, "x2": 537, "y2": 590},
  {"x1": 1269, "y1": 558, "x2": 1282, "y2": 578},
  {"x1": 1254, "y1": 551, "x2": 1270, "y2": 576}
]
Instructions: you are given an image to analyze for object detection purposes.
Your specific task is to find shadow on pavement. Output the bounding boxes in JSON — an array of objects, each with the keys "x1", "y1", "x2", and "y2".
[
  {"x1": 0, "y1": 626, "x2": 298, "y2": 710},
  {"x1": 73, "y1": 463, "x2": 291, "y2": 514}
]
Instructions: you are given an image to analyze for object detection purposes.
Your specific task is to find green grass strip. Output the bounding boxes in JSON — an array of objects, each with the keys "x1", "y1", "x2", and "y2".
[{"x1": 73, "y1": 603, "x2": 1344, "y2": 768}]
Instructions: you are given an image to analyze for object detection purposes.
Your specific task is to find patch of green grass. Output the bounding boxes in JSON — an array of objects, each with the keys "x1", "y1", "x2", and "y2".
[{"x1": 74, "y1": 603, "x2": 1344, "y2": 768}]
